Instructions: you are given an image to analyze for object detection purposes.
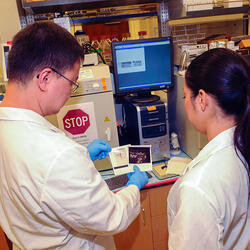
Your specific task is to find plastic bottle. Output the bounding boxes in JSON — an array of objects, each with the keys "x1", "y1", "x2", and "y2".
[
  {"x1": 74, "y1": 30, "x2": 89, "y2": 46},
  {"x1": 170, "y1": 132, "x2": 181, "y2": 155}
]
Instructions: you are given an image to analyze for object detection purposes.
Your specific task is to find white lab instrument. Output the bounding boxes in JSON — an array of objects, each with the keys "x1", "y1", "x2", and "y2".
[
  {"x1": 170, "y1": 132, "x2": 181, "y2": 155},
  {"x1": 82, "y1": 53, "x2": 98, "y2": 66}
]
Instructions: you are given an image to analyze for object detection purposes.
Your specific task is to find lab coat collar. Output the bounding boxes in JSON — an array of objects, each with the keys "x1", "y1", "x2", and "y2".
[
  {"x1": 184, "y1": 127, "x2": 235, "y2": 174},
  {"x1": 0, "y1": 107, "x2": 62, "y2": 133}
]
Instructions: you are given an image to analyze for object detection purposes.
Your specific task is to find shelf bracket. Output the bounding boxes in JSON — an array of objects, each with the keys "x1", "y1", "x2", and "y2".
[{"x1": 157, "y1": 0, "x2": 170, "y2": 37}]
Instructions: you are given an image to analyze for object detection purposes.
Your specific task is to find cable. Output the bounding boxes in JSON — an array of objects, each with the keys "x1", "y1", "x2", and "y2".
[{"x1": 122, "y1": 102, "x2": 127, "y2": 130}]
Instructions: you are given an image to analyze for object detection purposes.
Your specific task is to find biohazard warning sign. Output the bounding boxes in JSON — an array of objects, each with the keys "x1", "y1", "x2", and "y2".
[{"x1": 57, "y1": 102, "x2": 98, "y2": 146}]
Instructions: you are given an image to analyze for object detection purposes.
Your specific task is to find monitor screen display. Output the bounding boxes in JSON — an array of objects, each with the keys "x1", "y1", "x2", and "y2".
[{"x1": 111, "y1": 37, "x2": 173, "y2": 102}]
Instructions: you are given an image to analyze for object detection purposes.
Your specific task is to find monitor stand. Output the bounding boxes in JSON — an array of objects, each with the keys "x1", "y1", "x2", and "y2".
[{"x1": 131, "y1": 92, "x2": 160, "y2": 103}]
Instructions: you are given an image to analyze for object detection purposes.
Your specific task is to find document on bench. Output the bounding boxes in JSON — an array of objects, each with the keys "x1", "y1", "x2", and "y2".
[
  {"x1": 166, "y1": 157, "x2": 192, "y2": 176},
  {"x1": 109, "y1": 144, "x2": 152, "y2": 175}
]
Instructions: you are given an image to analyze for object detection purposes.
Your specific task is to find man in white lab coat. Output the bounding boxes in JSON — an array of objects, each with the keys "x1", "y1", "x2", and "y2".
[{"x1": 0, "y1": 21, "x2": 148, "y2": 249}]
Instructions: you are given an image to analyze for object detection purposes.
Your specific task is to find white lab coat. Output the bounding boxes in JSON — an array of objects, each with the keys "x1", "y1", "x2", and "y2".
[
  {"x1": 0, "y1": 107, "x2": 141, "y2": 250},
  {"x1": 167, "y1": 127, "x2": 250, "y2": 250}
]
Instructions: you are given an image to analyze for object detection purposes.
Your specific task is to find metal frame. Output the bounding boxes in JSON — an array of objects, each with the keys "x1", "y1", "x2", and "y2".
[
  {"x1": 21, "y1": 0, "x2": 163, "y2": 14},
  {"x1": 157, "y1": 1, "x2": 170, "y2": 37},
  {"x1": 17, "y1": 0, "x2": 170, "y2": 31},
  {"x1": 17, "y1": 0, "x2": 35, "y2": 28}
]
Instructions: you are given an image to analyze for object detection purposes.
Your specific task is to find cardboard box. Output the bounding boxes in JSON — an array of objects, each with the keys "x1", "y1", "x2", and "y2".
[
  {"x1": 239, "y1": 39, "x2": 250, "y2": 49},
  {"x1": 224, "y1": 0, "x2": 243, "y2": 8}
]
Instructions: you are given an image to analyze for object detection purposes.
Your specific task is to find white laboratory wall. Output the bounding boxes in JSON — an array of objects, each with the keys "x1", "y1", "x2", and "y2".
[
  {"x1": 128, "y1": 16, "x2": 159, "y2": 39},
  {"x1": 0, "y1": 0, "x2": 21, "y2": 82},
  {"x1": 0, "y1": 0, "x2": 21, "y2": 43}
]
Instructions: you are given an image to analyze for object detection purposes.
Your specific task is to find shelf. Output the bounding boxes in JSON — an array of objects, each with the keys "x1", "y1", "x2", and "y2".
[
  {"x1": 168, "y1": 13, "x2": 245, "y2": 26},
  {"x1": 70, "y1": 11, "x2": 157, "y2": 24},
  {"x1": 22, "y1": 0, "x2": 162, "y2": 14},
  {"x1": 168, "y1": 5, "x2": 249, "y2": 26},
  {"x1": 186, "y1": 5, "x2": 249, "y2": 18}
]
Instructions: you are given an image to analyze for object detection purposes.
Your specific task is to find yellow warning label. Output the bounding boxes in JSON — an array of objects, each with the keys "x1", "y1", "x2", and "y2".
[
  {"x1": 102, "y1": 78, "x2": 107, "y2": 91},
  {"x1": 147, "y1": 106, "x2": 156, "y2": 111},
  {"x1": 104, "y1": 116, "x2": 110, "y2": 122}
]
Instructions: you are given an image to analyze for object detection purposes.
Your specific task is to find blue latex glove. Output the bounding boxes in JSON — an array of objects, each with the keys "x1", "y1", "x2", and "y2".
[
  {"x1": 87, "y1": 139, "x2": 112, "y2": 161},
  {"x1": 126, "y1": 165, "x2": 148, "y2": 190}
]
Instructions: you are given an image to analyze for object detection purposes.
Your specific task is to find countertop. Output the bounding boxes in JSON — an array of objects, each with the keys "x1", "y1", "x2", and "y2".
[{"x1": 100, "y1": 151, "x2": 190, "y2": 191}]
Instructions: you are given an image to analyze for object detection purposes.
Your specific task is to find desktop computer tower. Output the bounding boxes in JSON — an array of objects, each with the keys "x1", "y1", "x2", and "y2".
[{"x1": 123, "y1": 96, "x2": 170, "y2": 162}]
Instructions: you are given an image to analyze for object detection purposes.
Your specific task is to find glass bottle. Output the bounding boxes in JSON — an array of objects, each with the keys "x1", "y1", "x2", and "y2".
[
  {"x1": 91, "y1": 36, "x2": 100, "y2": 51},
  {"x1": 138, "y1": 31, "x2": 147, "y2": 39},
  {"x1": 111, "y1": 33, "x2": 119, "y2": 42},
  {"x1": 122, "y1": 32, "x2": 130, "y2": 41},
  {"x1": 99, "y1": 35, "x2": 112, "y2": 65}
]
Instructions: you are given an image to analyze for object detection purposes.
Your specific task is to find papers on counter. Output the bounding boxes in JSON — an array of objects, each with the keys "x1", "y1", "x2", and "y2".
[
  {"x1": 166, "y1": 157, "x2": 192, "y2": 175},
  {"x1": 152, "y1": 157, "x2": 192, "y2": 180}
]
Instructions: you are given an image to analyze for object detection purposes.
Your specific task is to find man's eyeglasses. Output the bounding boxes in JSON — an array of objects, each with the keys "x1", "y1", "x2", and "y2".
[
  {"x1": 50, "y1": 68, "x2": 79, "y2": 93},
  {"x1": 36, "y1": 67, "x2": 79, "y2": 93}
]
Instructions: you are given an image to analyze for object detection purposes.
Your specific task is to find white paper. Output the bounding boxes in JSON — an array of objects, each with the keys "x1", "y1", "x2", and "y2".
[
  {"x1": 53, "y1": 17, "x2": 71, "y2": 33},
  {"x1": 166, "y1": 157, "x2": 192, "y2": 175},
  {"x1": 57, "y1": 102, "x2": 98, "y2": 146},
  {"x1": 79, "y1": 68, "x2": 94, "y2": 79},
  {"x1": 109, "y1": 145, "x2": 152, "y2": 175},
  {"x1": 109, "y1": 145, "x2": 132, "y2": 175}
]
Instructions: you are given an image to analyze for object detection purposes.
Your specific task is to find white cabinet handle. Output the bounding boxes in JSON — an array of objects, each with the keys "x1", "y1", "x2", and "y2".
[{"x1": 105, "y1": 127, "x2": 111, "y2": 141}]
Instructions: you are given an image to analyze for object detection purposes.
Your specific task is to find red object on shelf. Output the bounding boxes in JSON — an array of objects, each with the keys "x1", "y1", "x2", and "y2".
[{"x1": 138, "y1": 31, "x2": 147, "y2": 38}]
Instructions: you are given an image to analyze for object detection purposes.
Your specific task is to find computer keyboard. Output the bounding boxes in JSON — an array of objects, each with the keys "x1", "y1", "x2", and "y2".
[{"x1": 105, "y1": 171, "x2": 152, "y2": 191}]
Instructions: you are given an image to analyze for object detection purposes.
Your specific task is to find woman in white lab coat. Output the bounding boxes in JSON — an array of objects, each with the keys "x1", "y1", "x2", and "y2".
[{"x1": 167, "y1": 48, "x2": 250, "y2": 249}]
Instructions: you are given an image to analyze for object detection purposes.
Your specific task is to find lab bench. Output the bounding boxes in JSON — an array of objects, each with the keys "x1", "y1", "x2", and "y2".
[{"x1": 100, "y1": 151, "x2": 190, "y2": 250}]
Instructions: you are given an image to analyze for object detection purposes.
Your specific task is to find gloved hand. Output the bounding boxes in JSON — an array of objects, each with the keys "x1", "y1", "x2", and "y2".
[
  {"x1": 87, "y1": 139, "x2": 112, "y2": 161},
  {"x1": 126, "y1": 165, "x2": 148, "y2": 190}
]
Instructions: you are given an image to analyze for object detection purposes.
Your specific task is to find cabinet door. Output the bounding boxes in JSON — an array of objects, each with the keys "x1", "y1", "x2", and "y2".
[
  {"x1": 114, "y1": 190, "x2": 153, "y2": 250},
  {"x1": 149, "y1": 184, "x2": 173, "y2": 250},
  {"x1": 149, "y1": 184, "x2": 172, "y2": 217}
]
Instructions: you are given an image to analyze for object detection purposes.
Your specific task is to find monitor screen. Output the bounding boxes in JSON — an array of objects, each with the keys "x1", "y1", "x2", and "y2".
[{"x1": 111, "y1": 37, "x2": 173, "y2": 103}]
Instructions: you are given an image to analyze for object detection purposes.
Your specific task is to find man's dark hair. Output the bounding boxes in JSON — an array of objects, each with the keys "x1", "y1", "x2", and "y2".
[{"x1": 8, "y1": 21, "x2": 83, "y2": 83}]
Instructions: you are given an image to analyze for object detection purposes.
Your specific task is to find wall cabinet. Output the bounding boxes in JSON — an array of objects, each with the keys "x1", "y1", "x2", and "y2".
[{"x1": 114, "y1": 183, "x2": 173, "y2": 250}]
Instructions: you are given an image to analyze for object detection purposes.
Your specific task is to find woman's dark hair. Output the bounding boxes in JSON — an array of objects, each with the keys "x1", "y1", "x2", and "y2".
[
  {"x1": 185, "y1": 48, "x2": 250, "y2": 176},
  {"x1": 8, "y1": 21, "x2": 83, "y2": 83}
]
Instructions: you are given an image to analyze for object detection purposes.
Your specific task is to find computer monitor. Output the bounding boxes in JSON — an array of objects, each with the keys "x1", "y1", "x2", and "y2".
[{"x1": 111, "y1": 37, "x2": 173, "y2": 103}]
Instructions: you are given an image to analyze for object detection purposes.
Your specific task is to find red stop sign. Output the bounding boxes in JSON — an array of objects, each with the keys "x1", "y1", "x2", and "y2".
[{"x1": 63, "y1": 109, "x2": 90, "y2": 135}]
